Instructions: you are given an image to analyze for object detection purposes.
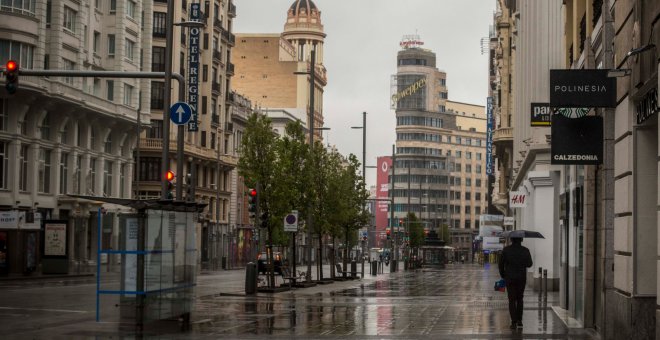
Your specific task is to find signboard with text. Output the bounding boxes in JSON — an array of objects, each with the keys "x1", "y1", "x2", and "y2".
[
  {"x1": 44, "y1": 223, "x2": 66, "y2": 256},
  {"x1": 549, "y1": 69, "x2": 616, "y2": 108},
  {"x1": 509, "y1": 191, "x2": 527, "y2": 208},
  {"x1": 531, "y1": 103, "x2": 551, "y2": 126},
  {"x1": 551, "y1": 115, "x2": 603, "y2": 164},
  {"x1": 486, "y1": 97, "x2": 494, "y2": 175},
  {"x1": 375, "y1": 156, "x2": 392, "y2": 247},
  {"x1": 187, "y1": 3, "x2": 201, "y2": 131}
]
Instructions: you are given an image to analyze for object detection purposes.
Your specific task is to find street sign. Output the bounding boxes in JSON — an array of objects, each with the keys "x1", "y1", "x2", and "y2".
[
  {"x1": 187, "y1": 3, "x2": 201, "y2": 131},
  {"x1": 284, "y1": 210, "x2": 298, "y2": 232},
  {"x1": 169, "y1": 102, "x2": 192, "y2": 125}
]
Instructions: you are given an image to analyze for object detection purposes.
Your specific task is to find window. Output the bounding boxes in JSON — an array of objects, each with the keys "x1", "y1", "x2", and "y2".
[
  {"x1": 466, "y1": 164, "x2": 471, "y2": 173},
  {"x1": 475, "y1": 207, "x2": 481, "y2": 215},
  {"x1": 60, "y1": 123, "x2": 68, "y2": 144},
  {"x1": 152, "y1": 46, "x2": 165, "y2": 71},
  {"x1": 456, "y1": 151, "x2": 461, "y2": 158},
  {"x1": 148, "y1": 120, "x2": 163, "y2": 139},
  {"x1": 477, "y1": 153, "x2": 482, "y2": 160},
  {"x1": 110, "y1": 0, "x2": 116, "y2": 12},
  {"x1": 93, "y1": 31, "x2": 100, "y2": 53},
  {"x1": 150, "y1": 82, "x2": 164, "y2": 109},
  {"x1": 201, "y1": 131, "x2": 207, "y2": 147},
  {"x1": 90, "y1": 128, "x2": 96, "y2": 149},
  {"x1": 0, "y1": 141, "x2": 7, "y2": 189},
  {"x1": 19, "y1": 145, "x2": 28, "y2": 191},
  {"x1": 465, "y1": 206, "x2": 471, "y2": 214},
  {"x1": 466, "y1": 220, "x2": 471, "y2": 229},
  {"x1": 466, "y1": 152, "x2": 472, "y2": 159},
  {"x1": 466, "y1": 178, "x2": 472, "y2": 186},
  {"x1": 62, "y1": 59, "x2": 75, "y2": 84},
  {"x1": 59, "y1": 152, "x2": 68, "y2": 194},
  {"x1": 138, "y1": 157, "x2": 161, "y2": 181},
  {"x1": 211, "y1": 132, "x2": 216, "y2": 149},
  {"x1": 123, "y1": 84, "x2": 133, "y2": 106},
  {"x1": 203, "y1": 65, "x2": 208, "y2": 82},
  {"x1": 46, "y1": 0, "x2": 51, "y2": 24},
  {"x1": 202, "y1": 96, "x2": 207, "y2": 114},
  {"x1": 465, "y1": 192, "x2": 471, "y2": 200},
  {"x1": 153, "y1": 12, "x2": 166, "y2": 37},
  {"x1": 103, "y1": 160, "x2": 113, "y2": 197},
  {"x1": 126, "y1": 0, "x2": 135, "y2": 18},
  {"x1": 107, "y1": 34, "x2": 115, "y2": 55},
  {"x1": 455, "y1": 163, "x2": 461, "y2": 172},
  {"x1": 89, "y1": 158, "x2": 97, "y2": 194},
  {"x1": 476, "y1": 165, "x2": 482, "y2": 174},
  {"x1": 119, "y1": 164, "x2": 125, "y2": 198},
  {"x1": 0, "y1": 39, "x2": 35, "y2": 69},
  {"x1": 38, "y1": 149, "x2": 51, "y2": 193},
  {"x1": 456, "y1": 137, "x2": 461, "y2": 144},
  {"x1": 104, "y1": 134, "x2": 112, "y2": 153},
  {"x1": 125, "y1": 39, "x2": 135, "y2": 61},
  {"x1": 74, "y1": 155, "x2": 81, "y2": 194},
  {"x1": 476, "y1": 193, "x2": 481, "y2": 201},
  {"x1": 107, "y1": 80, "x2": 114, "y2": 100},
  {"x1": 476, "y1": 179, "x2": 482, "y2": 187},
  {"x1": 95, "y1": 0, "x2": 100, "y2": 9},
  {"x1": 40, "y1": 114, "x2": 50, "y2": 140},
  {"x1": 63, "y1": 6, "x2": 76, "y2": 32}
]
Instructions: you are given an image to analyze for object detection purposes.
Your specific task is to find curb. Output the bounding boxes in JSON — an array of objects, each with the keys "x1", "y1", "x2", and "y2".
[{"x1": 0, "y1": 273, "x2": 95, "y2": 282}]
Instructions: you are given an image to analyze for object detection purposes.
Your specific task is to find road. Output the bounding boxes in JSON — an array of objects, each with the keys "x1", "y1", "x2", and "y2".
[{"x1": 0, "y1": 263, "x2": 597, "y2": 339}]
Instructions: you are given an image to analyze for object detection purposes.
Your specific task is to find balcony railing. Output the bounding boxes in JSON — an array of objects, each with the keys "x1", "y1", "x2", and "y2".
[
  {"x1": 226, "y1": 62, "x2": 234, "y2": 75},
  {"x1": 213, "y1": 50, "x2": 221, "y2": 62},
  {"x1": 211, "y1": 114, "x2": 220, "y2": 125},
  {"x1": 493, "y1": 127, "x2": 513, "y2": 142},
  {"x1": 214, "y1": 19, "x2": 222, "y2": 30},
  {"x1": 212, "y1": 81, "x2": 220, "y2": 93},
  {"x1": 221, "y1": 29, "x2": 235, "y2": 46},
  {"x1": 152, "y1": 30, "x2": 166, "y2": 39},
  {"x1": 225, "y1": 122, "x2": 233, "y2": 132}
]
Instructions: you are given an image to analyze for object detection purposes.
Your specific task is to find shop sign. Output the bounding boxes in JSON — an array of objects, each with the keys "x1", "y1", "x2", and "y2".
[
  {"x1": 0, "y1": 211, "x2": 18, "y2": 229},
  {"x1": 486, "y1": 97, "x2": 494, "y2": 174},
  {"x1": 504, "y1": 217, "x2": 514, "y2": 226},
  {"x1": 187, "y1": 2, "x2": 201, "y2": 131},
  {"x1": 550, "y1": 69, "x2": 616, "y2": 108},
  {"x1": 509, "y1": 191, "x2": 527, "y2": 208},
  {"x1": 551, "y1": 115, "x2": 603, "y2": 165},
  {"x1": 531, "y1": 103, "x2": 551, "y2": 126},
  {"x1": 636, "y1": 88, "x2": 659, "y2": 125}
]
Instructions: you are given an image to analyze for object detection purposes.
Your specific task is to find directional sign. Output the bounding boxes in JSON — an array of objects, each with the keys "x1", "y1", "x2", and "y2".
[
  {"x1": 284, "y1": 210, "x2": 298, "y2": 232},
  {"x1": 170, "y1": 102, "x2": 192, "y2": 125}
]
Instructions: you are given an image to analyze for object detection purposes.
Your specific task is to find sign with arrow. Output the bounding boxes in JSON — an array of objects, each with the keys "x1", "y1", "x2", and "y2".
[
  {"x1": 284, "y1": 210, "x2": 298, "y2": 232},
  {"x1": 169, "y1": 102, "x2": 192, "y2": 125}
]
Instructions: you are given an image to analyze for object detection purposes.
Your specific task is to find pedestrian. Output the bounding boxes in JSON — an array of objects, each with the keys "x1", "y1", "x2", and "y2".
[
  {"x1": 498, "y1": 237, "x2": 533, "y2": 329},
  {"x1": 460, "y1": 255, "x2": 465, "y2": 264}
]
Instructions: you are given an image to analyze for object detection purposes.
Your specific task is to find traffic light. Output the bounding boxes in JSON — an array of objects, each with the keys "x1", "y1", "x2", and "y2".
[
  {"x1": 386, "y1": 229, "x2": 391, "y2": 240},
  {"x1": 260, "y1": 211, "x2": 268, "y2": 228},
  {"x1": 4, "y1": 60, "x2": 18, "y2": 94},
  {"x1": 165, "y1": 170, "x2": 175, "y2": 199},
  {"x1": 399, "y1": 218, "x2": 404, "y2": 226},
  {"x1": 247, "y1": 188, "x2": 258, "y2": 219}
]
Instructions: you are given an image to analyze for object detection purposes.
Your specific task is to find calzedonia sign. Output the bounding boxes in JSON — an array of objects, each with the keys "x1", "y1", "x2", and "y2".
[
  {"x1": 551, "y1": 114, "x2": 603, "y2": 165},
  {"x1": 550, "y1": 70, "x2": 616, "y2": 108}
]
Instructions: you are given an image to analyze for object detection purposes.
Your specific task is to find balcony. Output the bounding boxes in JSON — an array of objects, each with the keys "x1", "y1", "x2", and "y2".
[
  {"x1": 211, "y1": 114, "x2": 220, "y2": 125},
  {"x1": 212, "y1": 81, "x2": 220, "y2": 94},
  {"x1": 493, "y1": 127, "x2": 513, "y2": 143},
  {"x1": 228, "y1": 3, "x2": 236, "y2": 17},
  {"x1": 221, "y1": 29, "x2": 235, "y2": 46},
  {"x1": 226, "y1": 62, "x2": 234, "y2": 76},
  {"x1": 214, "y1": 19, "x2": 222, "y2": 31},
  {"x1": 225, "y1": 122, "x2": 233, "y2": 132},
  {"x1": 152, "y1": 29, "x2": 166, "y2": 39},
  {"x1": 213, "y1": 50, "x2": 221, "y2": 62}
]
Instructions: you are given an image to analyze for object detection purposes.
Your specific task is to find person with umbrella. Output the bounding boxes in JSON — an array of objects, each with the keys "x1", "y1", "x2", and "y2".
[{"x1": 498, "y1": 234, "x2": 534, "y2": 329}]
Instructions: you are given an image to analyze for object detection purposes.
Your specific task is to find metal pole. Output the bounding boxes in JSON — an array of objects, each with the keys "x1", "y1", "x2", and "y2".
[
  {"x1": 390, "y1": 144, "x2": 396, "y2": 270},
  {"x1": 160, "y1": 0, "x2": 175, "y2": 200},
  {"x1": 361, "y1": 111, "x2": 366, "y2": 278},
  {"x1": 136, "y1": 91, "x2": 141, "y2": 199},
  {"x1": 306, "y1": 49, "x2": 316, "y2": 283}
]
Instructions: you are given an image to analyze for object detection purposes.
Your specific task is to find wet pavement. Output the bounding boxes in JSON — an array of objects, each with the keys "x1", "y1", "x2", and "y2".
[{"x1": 0, "y1": 263, "x2": 598, "y2": 339}]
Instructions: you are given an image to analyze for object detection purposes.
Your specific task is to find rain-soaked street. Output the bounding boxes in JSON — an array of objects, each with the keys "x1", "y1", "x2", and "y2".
[{"x1": 0, "y1": 263, "x2": 598, "y2": 339}]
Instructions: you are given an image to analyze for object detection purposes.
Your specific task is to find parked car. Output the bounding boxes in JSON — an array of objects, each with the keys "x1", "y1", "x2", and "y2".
[{"x1": 257, "y1": 252, "x2": 283, "y2": 274}]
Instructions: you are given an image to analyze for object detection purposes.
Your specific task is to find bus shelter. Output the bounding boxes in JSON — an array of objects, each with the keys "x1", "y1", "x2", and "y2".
[{"x1": 420, "y1": 230, "x2": 449, "y2": 268}]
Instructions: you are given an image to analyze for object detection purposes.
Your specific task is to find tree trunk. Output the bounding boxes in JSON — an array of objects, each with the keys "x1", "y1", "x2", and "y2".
[
  {"x1": 331, "y1": 236, "x2": 336, "y2": 278},
  {"x1": 317, "y1": 234, "x2": 323, "y2": 280},
  {"x1": 267, "y1": 226, "x2": 275, "y2": 288}
]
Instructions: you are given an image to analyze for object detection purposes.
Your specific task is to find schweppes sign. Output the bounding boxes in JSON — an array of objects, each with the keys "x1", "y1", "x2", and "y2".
[{"x1": 392, "y1": 78, "x2": 426, "y2": 106}]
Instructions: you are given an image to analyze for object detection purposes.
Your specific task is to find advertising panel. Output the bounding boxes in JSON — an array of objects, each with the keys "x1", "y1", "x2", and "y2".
[
  {"x1": 531, "y1": 103, "x2": 552, "y2": 126},
  {"x1": 509, "y1": 191, "x2": 528, "y2": 208},
  {"x1": 44, "y1": 223, "x2": 66, "y2": 256},
  {"x1": 375, "y1": 157, "x2": 392, "y2": 237},
  {"x1": 391, "y1": 74, "x2": 427, "y2": 110},
  {"x1": 551, "y1": 115, "x2": 603, "y2": 165},
  {"x1": 549, "y1": 69, "x2": 616, "y2": 108},
  {"x1": 483, "y1": 237, "x2": 504, "y2": 251}
]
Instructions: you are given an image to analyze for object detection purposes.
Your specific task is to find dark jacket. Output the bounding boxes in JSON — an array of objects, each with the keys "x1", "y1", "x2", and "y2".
[{"x1": 498, "y1": 243, "x2": 533, "y2": 281}]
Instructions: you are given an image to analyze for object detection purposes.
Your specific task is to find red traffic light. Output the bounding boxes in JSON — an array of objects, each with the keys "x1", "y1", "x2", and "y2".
[
  {"x1": 248, "y1": 188, "x2": 257, "y2": 197},
  {"x1": 165, "y1": 170, "x2": 175, "y2": 181},
  {"x1": 6, "y1": 60, "x2": 17, "y2": 72}
]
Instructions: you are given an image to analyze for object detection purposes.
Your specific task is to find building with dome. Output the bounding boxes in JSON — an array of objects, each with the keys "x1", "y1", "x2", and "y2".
[{"x1": 232, "y1": 0, "x2": 328, "y2": 141}]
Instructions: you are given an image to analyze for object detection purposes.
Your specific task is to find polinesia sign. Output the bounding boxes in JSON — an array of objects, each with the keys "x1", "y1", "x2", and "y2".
[{"x1": 549, "y1": 69, "x2": 616, "y2": 108}]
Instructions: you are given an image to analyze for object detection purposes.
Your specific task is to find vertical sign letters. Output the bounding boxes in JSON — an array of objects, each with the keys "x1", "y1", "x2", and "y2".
[
  {"x1": 486, "y1": 97, "x2": 494, "y2": 175},
  {"x1": 187, "y1": 3, "x2": 201, "y2": 131}
]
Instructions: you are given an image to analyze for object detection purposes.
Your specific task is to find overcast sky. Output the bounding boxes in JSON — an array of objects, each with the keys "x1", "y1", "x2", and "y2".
[{"x1": 234, "y1": 0, "x2": 495, "y2": 187}]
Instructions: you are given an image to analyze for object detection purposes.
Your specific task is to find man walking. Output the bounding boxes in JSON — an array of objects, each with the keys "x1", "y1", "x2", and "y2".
[{"x1": 498, "y1": 237, "x2": 533, "y2": 329}]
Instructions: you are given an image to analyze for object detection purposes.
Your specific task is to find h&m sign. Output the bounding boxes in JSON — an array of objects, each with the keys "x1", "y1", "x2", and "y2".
[{"x1": 509, "y1": 191, "x2": 527, "y2": 208}]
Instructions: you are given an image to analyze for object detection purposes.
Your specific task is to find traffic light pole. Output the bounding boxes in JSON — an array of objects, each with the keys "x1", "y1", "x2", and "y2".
[{"x1": 18, "y1": 69, "x2": 186, "y2": 199}]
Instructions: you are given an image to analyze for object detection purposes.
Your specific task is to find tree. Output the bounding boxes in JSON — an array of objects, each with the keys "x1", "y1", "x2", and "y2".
[{"x1": 237, "y1": 113, "x2": 280, "y2": 288}]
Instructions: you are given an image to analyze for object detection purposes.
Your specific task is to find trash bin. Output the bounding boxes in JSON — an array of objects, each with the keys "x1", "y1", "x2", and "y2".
[
  {"x1": 371, "y1": 261, "x2": 377, "y2": 276},
  {"x1": 350, "y1": 260, "x2": 357, "y2": 277},
  {"x1": 404, "y1": 260, "x2": 408, "y2": 270},
  {"x1": 222, "y1": 256, "x2": 227, "y2": 270},
  {"x1": 245, "y1": 262, "x2": 257, "y2": 295}
]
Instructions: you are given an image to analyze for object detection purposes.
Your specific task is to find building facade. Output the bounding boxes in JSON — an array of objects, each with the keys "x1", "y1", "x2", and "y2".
[
  {"x1": 232, "y1": 0, "x2": 327, "y2": 141},
  {"x1": 390, "y1": 38, "x2": 487, "y2": 260},
  {"x1": 0, "y1": 0, "x2": 151, "y2": 274}
]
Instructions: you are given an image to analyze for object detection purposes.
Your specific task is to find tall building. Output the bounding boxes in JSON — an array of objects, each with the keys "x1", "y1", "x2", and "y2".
[
  {"x1": 0, "y1": 0, "x2": 151, "y2": 274},
  {"x1": 390, "y1": 36, "x2": 488, "y2": 260},
  {"x1": 232, "y1": 0, "x2": 327, "y2": 140},
  {"x1": 135, "y1": 0, "x2": 237, "y2": 270}
]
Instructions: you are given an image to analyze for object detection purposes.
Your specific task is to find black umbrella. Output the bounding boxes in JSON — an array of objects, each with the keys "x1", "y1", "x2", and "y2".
[{"x1": 501, "y1": 230, "x2": 545, "y2": 239}]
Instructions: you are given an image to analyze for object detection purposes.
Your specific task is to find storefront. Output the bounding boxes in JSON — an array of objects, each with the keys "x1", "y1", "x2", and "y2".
[{"x1": 0, "y1": 210, "x2": 42, "y2": 275}]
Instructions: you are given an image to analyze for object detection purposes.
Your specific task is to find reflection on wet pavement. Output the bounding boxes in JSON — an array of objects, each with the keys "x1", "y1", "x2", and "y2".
[{"x1": 188, "y1": 265, "x2": 596, "y2": 339}]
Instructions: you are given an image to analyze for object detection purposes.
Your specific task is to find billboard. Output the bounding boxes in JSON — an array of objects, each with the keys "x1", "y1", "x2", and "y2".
[{"x1": 375, "y1": 156, "x2": 393, "y2": 237}]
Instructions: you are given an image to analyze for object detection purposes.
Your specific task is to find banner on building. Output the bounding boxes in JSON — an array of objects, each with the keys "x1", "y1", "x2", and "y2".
[
  {"x1": 187, "y1": 3, "x2": 201, "y2": 131},
  {"x1": 391, "y1": 74, "x2": 427, "y2": 110},
  {"x1": 509, "y1": 191, "x2": 527, "y2": 208},
  {"x1": 549, "y1": 69, "x2": 616, "y2": 108},
  {"x1": 486, "y1": 97, "x2": 494, "y2": 175},
  {"x1": 551, "y1": 115, "x2": 603, "y2": 165},
  {"x1": 375, "y1": 156, "x2": 392, "y2": 236}
]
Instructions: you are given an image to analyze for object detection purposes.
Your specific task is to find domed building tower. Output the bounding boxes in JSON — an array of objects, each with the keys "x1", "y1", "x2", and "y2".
[{"x1": 282, "y1": 0, "x2": 327, "y2": 64}]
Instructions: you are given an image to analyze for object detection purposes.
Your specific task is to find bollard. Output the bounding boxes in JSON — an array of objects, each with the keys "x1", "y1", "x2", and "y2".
[
  {"x1": 543, "y1": 269, "x2": 548, "y2": 301},
  {"x1": 245, "y1": 262, "x2": 257, "y2": 295},
  {"x1": 538, "y1": 267, "x2": 543, "y2": 294},
  {"x1": 371, "y1": 261, "x2": 377, "y2": 276},
  {"x1": 350, "y1": 260, "x2": 357, "y2": 278}
]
